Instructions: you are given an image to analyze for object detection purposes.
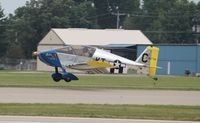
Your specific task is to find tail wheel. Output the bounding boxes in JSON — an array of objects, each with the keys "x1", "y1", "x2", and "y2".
[{"x1": 153, "y1": 77, "x2": 158, "y2": 81}]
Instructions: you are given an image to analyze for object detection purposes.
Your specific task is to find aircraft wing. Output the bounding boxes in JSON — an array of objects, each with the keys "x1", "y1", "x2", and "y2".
[
  {"x1": 67, "y1": 60, "x2": 115, "y2": 70},
  {"x1": 86, "y1": 60, "x2": 114, "y2": 68}
]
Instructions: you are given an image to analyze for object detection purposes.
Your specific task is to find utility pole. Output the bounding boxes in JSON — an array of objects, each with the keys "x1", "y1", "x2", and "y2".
[
  {"x1": 110, "y1": 6, "x2": 126, "y2": 29},
  {"x1": 193, "y1": 16, "x2": 200, "y2": 44}
]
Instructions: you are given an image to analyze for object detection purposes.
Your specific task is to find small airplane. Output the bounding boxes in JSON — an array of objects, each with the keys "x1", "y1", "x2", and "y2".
[{"x1": 33, "y1": 45, "x2": 159, "y2": 82}]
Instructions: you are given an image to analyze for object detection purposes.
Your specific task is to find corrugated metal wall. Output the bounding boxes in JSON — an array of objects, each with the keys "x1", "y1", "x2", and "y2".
[{"x1": 137, "y1": 45, "x2": 200, "y2": 75}]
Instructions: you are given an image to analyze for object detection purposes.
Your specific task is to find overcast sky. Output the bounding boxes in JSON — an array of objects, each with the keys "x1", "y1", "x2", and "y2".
[
  {"x1": 0, "y1": 0, "x2": 29, "y2": 15},
  {"x1": 0, "y1": 0, "x2": 200, "y2": 15}
]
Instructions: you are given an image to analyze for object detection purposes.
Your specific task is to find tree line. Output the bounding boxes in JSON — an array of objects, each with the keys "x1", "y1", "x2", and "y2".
[{"x1": 0, "y1": 0, "x2": 200, "y2": 59}]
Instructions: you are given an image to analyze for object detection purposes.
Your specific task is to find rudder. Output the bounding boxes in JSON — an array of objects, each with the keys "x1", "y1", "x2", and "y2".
[
  {"x1": 136, "y1": 46, "x2": 159, "y2": 76},
  {"x1": 149, "y1": 46, "x2": 159, "y2": 76}
]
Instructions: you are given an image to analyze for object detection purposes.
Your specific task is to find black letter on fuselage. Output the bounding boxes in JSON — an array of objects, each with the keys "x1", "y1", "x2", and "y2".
[
  {"x1": 95, "y1": 57, "x2": 100, "y2": 61},
  {"x1": 142, "y1": 53, "x2": 149, "y2": 63}
]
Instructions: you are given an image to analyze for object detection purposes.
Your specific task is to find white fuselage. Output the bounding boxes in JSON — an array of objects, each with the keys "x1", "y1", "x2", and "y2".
[{"x1": 92, "y1": 48, "x2": 143, "y2": 66}]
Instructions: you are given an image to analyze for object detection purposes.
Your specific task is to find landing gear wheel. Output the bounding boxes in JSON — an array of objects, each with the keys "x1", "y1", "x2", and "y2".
[
  {"x1": 64, "y1": 78, "x2": 71, "y2": 82},
  {"x1": 153, "y1": 77, "x2": 158, "y2": 81},
  {"x1": 52, "y1": 73, "x2": 62, "y2": 82}
]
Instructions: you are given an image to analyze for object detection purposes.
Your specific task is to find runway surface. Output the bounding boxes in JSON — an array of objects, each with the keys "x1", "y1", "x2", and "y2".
[
  {"x1": 0, "y1": 87, "x2": 200, "y2": 105},
  {"x1": 0, "y1": 116, "x2": 199, "y2": 123}
]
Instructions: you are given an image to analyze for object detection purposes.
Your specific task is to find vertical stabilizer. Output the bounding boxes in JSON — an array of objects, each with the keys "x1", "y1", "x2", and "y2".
[{"x1": 136, "y1": 46, "x2": 159, "y2": 76}]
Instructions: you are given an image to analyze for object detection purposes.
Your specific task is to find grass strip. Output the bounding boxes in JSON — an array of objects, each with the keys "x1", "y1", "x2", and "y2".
[
  {"x1": 0, "y1": 103, "x2": 200, "y2": 121},
  {"x1": 0, "y1": 72, "x2": 200, "y2": 90}
]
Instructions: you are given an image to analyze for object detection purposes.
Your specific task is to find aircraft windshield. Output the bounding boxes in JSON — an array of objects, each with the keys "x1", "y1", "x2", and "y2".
[{"x1": 56, "y1": 45, "x2": 96, "y2": 57}]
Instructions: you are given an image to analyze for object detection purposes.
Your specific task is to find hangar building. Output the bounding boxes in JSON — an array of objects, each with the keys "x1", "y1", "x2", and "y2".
[
  {"x1": 37, "y1": 28, "x2": 152, "y2": 72},
  {"x1": 137, "y1": 44, "x2": 200, "y2": 76}
]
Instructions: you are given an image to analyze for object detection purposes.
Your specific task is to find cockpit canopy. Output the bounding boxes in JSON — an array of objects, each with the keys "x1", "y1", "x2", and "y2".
[{"x1": 56, "y1": 45, "x2": 96, "y2": 57}]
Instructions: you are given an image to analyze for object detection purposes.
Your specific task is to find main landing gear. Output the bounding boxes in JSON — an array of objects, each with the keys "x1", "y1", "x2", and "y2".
[
  {"x1": 51, "y1": 67, "x2": 63, "y2": 82},
  {"x1": 51, "y1": 67, "x2": 79, "y2": 82}
]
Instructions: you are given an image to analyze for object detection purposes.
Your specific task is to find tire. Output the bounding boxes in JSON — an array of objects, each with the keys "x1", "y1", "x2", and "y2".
[
  {"x1": 153, "y1": 77, "x2": 158, "y2": 81},
  {"x1": 64, "y1": 78, "x2": 71, "y2": 82},
  {"x1": 52, "y1": 73, "x2": 62, "y2": 82}
]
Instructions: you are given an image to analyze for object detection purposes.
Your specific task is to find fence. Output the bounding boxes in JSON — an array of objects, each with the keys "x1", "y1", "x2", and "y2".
[{"x1": 0, "y1": 58, "x2": 37, "y2": 71}]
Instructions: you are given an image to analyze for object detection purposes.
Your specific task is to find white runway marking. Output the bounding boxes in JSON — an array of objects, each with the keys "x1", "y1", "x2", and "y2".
[
  {"x1": 0, "y1": 116, "x2": 199, "y2": 123},
  {"x1": 0, "y1": 88, "x2": 200, "y2": 105}
]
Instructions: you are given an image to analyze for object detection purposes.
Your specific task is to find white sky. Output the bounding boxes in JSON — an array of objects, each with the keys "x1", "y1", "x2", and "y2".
[
  {"x1": 190, "y1": 0, "x2": 200, "y2": 3},
  {"x1": 0, "y1": 0, "x2": 29, "y2": 15},
  {"x1": 0, "y1": 0, "x2": 200, "y2": 15}
]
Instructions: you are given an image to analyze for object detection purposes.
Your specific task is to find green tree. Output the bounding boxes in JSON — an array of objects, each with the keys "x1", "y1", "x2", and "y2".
[
  {"x1": 6, "y1": 0, "x2": 98, "y2": 58},
  {"x1": 124, "y1": 0, "x2": 197, "y2": 44},
  {"x1": 70, "y1": 1, "x2": 98, "y2": 28},
  {"x1": 93, "y1": 0, "x2": 140, "y2": 29},
  {"x1": 0, "y1": 4, "x2": 8, "y2": 57}
]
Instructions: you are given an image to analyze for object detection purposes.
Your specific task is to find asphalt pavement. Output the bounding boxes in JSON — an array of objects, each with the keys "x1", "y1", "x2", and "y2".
[
  {"x1": 0, "y1": 116, "x2": 199, "y2": 123},
  {"x1": 0, "y1": 87, "x2": 200, "y2": 105}
]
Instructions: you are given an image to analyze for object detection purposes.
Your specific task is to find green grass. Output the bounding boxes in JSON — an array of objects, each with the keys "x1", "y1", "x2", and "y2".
[
  {"x1": 0, "y1": 103, "x2": 199, "y2": 121},
  {"x1": 0, "y1": 71, "x2": 200, "y2": 90}
]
